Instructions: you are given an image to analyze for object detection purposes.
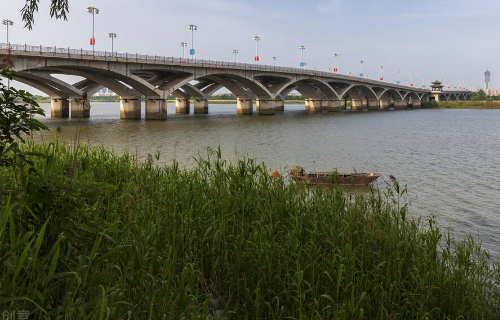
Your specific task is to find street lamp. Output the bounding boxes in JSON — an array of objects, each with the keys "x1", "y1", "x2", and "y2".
[
  {"x1": 2, "y1": 19, "x2": 13, "y2": 48},
  {"x1": 233, "y1": 49, "x2": 239, "y2": 63},
  {"x1": 188, "y1": 24, "x2": 197, "y2": 59},
  {"x1": 379, "y1": 65, "x2": 384, "y2": 81},
  {"x1": 87, "y1": 6, "x2": 99, "y2": 53},
  {"x1": 272, "y1": 56, "x2": 277, "y2": 67},
  {"x1": 359, "y1": 60, "x2": 364, "y2": 77},
  {"x1": 411, "y1": 74, "x2": 414, "y2": 87},
  {"x1": 253, "y1": 36, "x2": 261, "y2": 64},
  {"x1": 108, "y1": 32, "x2": 116, "y2": 56},
  {"x1": 181, "y1": 42, "x2": 188, "y2": 60},
  {"x1": 333, "y1": 53, "x2": 339, "y2": 72},
  {"x1": 397, "y1": 69, "x2": 401, "y2": 84},
  {"x1": 299, "y1": 45, "x2": 306, "y2": 68}
]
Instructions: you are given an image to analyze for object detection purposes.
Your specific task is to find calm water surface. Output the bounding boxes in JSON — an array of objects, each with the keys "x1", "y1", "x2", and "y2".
[{"x1": 37, "y1": 103, "x2": 500, "y2": 253}]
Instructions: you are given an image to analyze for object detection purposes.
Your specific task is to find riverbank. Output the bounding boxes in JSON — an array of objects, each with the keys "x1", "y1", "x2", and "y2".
[
  {"x1": 438, "y1": 100, "x2": 500, "y2": 109},
  {"x1": 1, "y1": 141, "x2": 498, "y2": 319}
]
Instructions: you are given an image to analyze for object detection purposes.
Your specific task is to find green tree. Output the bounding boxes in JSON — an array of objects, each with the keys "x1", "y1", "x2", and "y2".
[
  {"x1": 1, "y1": 0, "x2": 69, "y2": 167},
  {"x1": 471, "y1": 89, "x2": 487, "y2": 101}
]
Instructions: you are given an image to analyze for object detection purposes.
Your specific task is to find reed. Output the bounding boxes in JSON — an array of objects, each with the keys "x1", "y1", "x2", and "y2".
[{"x1": 0, "y1": 141, "x2": 499, "y2": 319}]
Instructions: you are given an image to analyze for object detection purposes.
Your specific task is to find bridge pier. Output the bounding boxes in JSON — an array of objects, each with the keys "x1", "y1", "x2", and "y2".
[
  {"x1": 71, "y1": 99, "x2": 91, "y2": 118},
  {"x1": 340, "y1": 100, "x2": 346, "y2": 111},
  {"x1": 120, "y1": 98, "x2": 141, "y2": 119},
  {"x1": 394, "y1": 101, "x2": 407, "y2": 109},
  {"x1": 379, "y1": 98, "x2": 391, "y2": 110},
  {"x1": 275, "y1": 100, "x2": 284, "y2": 111},
  {"x1": 368, "y1": 99, "x2": 379, "y2": 110},
  {"x1": 351, "y1": 99, "x2": 364, "y2": 111},
  {"x1": 412, "y1": 100, "x2": 421, "y2": 108},
  {"x1": 51, "y1": 98, "x2": 69, "y2": 118},
  {"x1": 194, "y1": 99, "x2": 209, "y2": 114},
  {"x1": 306, "y1": 99, "x2": 322, "y2": 112},
  {"x1": 327, "y1": 100, "x2": 341, "y2": 112},
  {"x1": 237, "y1": 98, "x2": 253, "y2": 115},
  {"x1": 145, "y1": 98, "x2": 167, "y2": 120},
  {"x1": 175, "y1": 98, "x2": 191, "y2": 114},
  {"x1": 256, "y1": 99, "x2": 275, "y2": 115}
]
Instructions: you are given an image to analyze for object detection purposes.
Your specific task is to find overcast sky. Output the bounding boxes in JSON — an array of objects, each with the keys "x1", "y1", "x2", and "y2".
[{"x1": 1, "y1": 0, "x2": 499, "y2": 93}]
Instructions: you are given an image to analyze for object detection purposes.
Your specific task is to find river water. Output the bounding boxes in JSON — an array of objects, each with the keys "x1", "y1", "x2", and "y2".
[{"x1": 36, "y1": 102, "x2": 500, "y2": 253}]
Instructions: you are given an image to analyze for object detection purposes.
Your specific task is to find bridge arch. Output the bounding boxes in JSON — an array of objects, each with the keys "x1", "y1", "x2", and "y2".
[
  {"x1": 340, "y1": 84, "x2": 378, "y2": 111},
  {"x1": 275, "y1": 79, "x2": 339, "y2": 100},
  {"x1": 13, "y1": 74, "x2": 68, "y2": 98}
]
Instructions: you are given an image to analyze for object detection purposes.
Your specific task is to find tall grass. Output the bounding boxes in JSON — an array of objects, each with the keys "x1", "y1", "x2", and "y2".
[{"x1": 1, "y1": 141, "x2": 499, "y2": 319}]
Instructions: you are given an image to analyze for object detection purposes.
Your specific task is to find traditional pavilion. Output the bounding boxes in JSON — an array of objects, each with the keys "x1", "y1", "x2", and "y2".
[{"x1": 431, "y1": 80, "x2": 444, "y2": 92}]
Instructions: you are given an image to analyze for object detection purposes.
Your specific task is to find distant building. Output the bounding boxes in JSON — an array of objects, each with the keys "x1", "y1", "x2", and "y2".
[
  {"x1": 492, "y1": 88, "x2": 500, "y2": 96},
  {"x1": 431, "y1": 80, "x2": 443, "y2": 92},
  {"x1": 93, "y1": 87, "x2": 117, "y2": 97},
  {"x1": 485, "y1": 69, "x2": 491, "y2": 95}
]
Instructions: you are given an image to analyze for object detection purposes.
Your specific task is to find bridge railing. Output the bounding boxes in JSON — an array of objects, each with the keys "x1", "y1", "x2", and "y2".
[{"x1": 0, "y1": 42, "x2": 469, "y2": 92}]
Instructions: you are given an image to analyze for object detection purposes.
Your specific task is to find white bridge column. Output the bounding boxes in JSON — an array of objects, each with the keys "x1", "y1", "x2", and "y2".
[
  {"x1": 306, "y1": 99, "x2": 322, "y2": 112},
  {"x1": 368, "y1": 99, "x2": 379, "y2": 110},
  {"x1": 237, "y1": 98, "x2": 253, "y2": 115},
  {"x1": 71, "y1": 99, "x2": 91, "y2": 118},
  {"x1": 51, "y1": 98, "x2": 69, "y2": 118},
  {"x1": 394, "y1": 101, "x2": 407, "y2": 109},
  {"x1": 412, "y1": 100, "x2": 421, "y2": 108},
  {"x1": 175, "y1": 98, "x2": 191, "y2": 114},
  {"x1": 326, "y1": 100, "x2": 341, "y2": 112},
  {"x1": 256, "y1": 99, "x2": 275, "y2": 115},
  {"x1": 194, "y1": 99, "x2": 209, "y2": 114},
  {"x1": 351, "y1": 99, "x2": 364, "y2": 111},
  {"x1": 120, "y1": 97, "x2": 141, "y2": 119},
  {"x1": 145, "y1": 98, "x2": 167, "y2": 120},
  {"x1": 379, "y1": 98, "x2": 391, "y2": 110},
  {"x1": 274, "y1": 100, "x2": 284, "y2": 111}
]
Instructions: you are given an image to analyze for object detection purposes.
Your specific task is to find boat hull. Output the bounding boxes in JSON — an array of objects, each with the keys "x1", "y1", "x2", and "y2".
[{"x1": 292, "y1": 172, "x2": 381, "y2": 186}]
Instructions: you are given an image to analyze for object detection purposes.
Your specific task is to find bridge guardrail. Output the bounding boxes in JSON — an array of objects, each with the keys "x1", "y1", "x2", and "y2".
[{"x1": 0, "y1": 42, "x2": 471, "y2": 93}]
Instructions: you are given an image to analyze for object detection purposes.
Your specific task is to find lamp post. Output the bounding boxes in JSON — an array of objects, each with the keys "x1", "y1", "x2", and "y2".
[
  {"x1": 272, "y1": 56, "x2": 277, "y2": 67},
  {"x1": 397, "y1": 69, "x2": 401, "y2": 84},
  {"x1": 188, "y1": 24, "x2": 197, "y2": 59},
  {"x1": 181, "y1": 42, "x2": 188, "y2": 60},
  {"x1": 108, "y1": 32, "x2": 116, "y2": 57},
  {"x1": 411, "y1": 74, "x2": 414, "y2": 87},
  {"x1": 333, "y1": 53, "x2": 339, "y2": 72},
  {"x1": 87, "y1": 6, "x2": 99, "y2": 54},
  {"x1": 359, "y1": 60, "x2": 364, "y2": 77},
  {"x1": 253, "y1": 36, "x2": 261, "y2": 64},
  {"x1": 233, "y1": 49, "x2": 239, "y2": 63},
  {"x1": 2, "y1": 19, "x2": 13, "y2": 48},
  {"x1": 379, "y1": 65, "x2": 384, "y2": 81},
  {"x1": 299, "y1": 45, "x2": 306, "y2": 68}
]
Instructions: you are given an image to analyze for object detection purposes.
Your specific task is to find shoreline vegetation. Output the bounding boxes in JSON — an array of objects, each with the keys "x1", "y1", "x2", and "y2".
[{"x1": 1, "y1": 141, "x2": 499, "y2": 318}]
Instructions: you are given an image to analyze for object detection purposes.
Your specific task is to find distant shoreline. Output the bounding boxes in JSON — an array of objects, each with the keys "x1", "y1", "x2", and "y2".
[
  {"x1": 437, "y1": 101, "x2": 500, "y2": 109},
  {"x1": 33, "y1": 97, "x2": 500, "y2": 109},
  {"x1": 33, "y1": 97, "x2": 306, "y2": 105}
]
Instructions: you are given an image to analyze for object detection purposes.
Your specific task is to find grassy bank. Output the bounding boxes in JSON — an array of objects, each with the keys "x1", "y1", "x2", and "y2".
[
  {"x1": 438, "y1": 100, "x2": 500, "y2": 109},
  {"x1": 1, "y1": 142, "x2": 499, "y2": 319}
]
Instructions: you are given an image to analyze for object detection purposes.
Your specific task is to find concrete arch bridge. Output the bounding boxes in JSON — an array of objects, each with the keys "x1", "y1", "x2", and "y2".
[{"x1": 0, "y1": 44, "x2": 471, "y2": 119}]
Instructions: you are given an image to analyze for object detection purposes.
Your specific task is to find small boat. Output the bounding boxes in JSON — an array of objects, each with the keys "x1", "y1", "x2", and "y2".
[{"x1": 289, "y1": 166, "x2": 381, "y2": 186}]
